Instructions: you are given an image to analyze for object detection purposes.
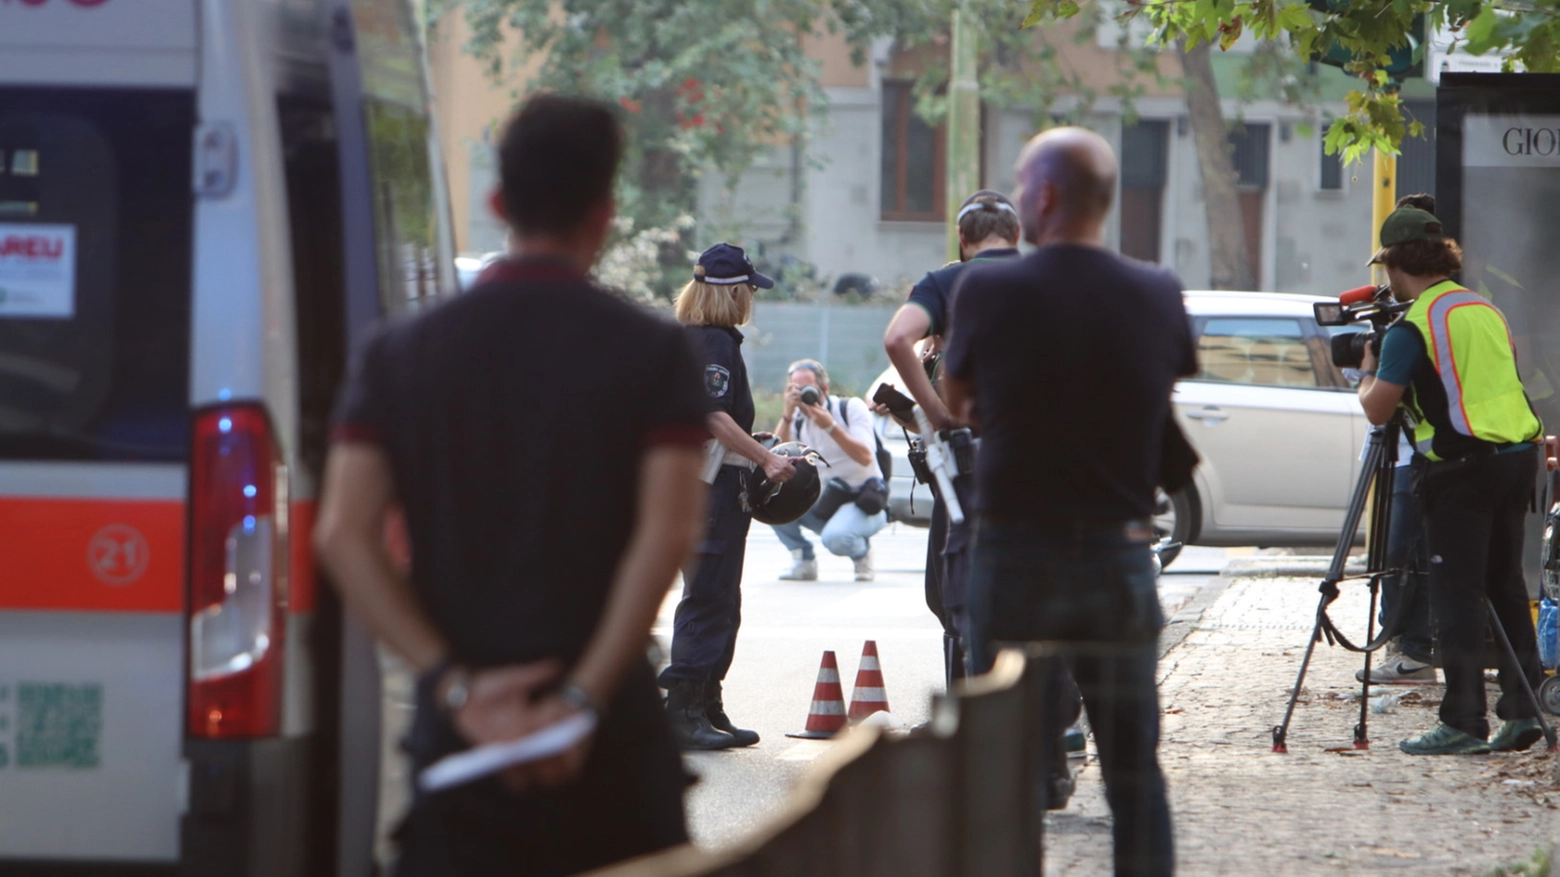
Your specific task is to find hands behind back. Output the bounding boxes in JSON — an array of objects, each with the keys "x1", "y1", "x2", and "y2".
[{"x1": 448, "y1": 659, "x2": 595, "y2": 793}]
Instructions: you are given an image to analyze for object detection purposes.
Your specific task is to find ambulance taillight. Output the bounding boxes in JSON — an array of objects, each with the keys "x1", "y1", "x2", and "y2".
[{"x1": 187, "y1": 405, "x2": 288, "y2": 738}]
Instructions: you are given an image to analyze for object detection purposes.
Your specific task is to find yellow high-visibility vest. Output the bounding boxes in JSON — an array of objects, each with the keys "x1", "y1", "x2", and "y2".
[{"x1": 1401, "y1": 281, "x2": 1542, "y2": 461}]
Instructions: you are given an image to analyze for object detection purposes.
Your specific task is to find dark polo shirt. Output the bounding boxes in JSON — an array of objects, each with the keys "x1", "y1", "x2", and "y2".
[{"x1": 333, "y1": 257, "x2": 709, "y2": 666}]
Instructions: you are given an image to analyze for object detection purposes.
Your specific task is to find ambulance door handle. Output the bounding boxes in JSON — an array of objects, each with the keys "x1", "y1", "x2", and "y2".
[{"x1": 1185, "y1": 406, "x2": 1229, "y2": 425}]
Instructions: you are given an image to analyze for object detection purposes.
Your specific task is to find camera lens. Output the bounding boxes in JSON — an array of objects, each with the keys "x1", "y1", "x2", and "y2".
[
  {"x1": 1329, "y1": 331, "x2": 1374, "y2": 370},
  {"x1": 800, "y1": 386, "x2": 821, "y2": 406}
]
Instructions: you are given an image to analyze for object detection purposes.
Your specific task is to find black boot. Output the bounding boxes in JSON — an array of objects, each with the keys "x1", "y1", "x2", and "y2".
[
  {"x1": 705, "y1": 681, "x2": 760, "y2": 747},
  {"x1": 944, "y1": 631, "x2": 968, "y2": 689},
  {"x1": 665, "y1": 681, "x2": 739, "y2": 751}
]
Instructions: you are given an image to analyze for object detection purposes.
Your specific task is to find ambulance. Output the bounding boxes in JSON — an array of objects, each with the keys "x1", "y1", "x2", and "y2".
[{"x1": 0, "y1": 0, "x2": 457, "y2": 873}]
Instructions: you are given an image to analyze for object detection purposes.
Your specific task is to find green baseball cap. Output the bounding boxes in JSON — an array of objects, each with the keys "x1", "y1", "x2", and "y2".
[{"x1": 1368, "y1": 207, "x2": 1445, "y2": 265}]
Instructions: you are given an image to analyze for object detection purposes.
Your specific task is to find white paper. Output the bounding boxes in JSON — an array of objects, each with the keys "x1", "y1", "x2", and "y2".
[
  {"x1": 0, "y1": 224, "x2": 76, "y2": 319},
  {"x1": 417, "y1": 711, "x2": 598, "y2": 792}
]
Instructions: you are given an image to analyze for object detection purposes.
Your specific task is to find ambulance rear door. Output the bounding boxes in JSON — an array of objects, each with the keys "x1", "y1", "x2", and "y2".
[{"x1": 0, "y1": 0, "x2": 198, "y2": 868}]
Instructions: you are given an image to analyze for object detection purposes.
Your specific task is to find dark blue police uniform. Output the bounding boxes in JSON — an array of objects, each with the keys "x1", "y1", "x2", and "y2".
[{"x1": 659, "y1": 325, "x2": 756, "y2": 686}]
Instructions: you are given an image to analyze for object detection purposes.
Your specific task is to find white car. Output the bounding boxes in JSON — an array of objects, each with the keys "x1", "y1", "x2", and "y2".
[{"x1": 864, "y1": 290, "x2": 1367, "y2": 569}]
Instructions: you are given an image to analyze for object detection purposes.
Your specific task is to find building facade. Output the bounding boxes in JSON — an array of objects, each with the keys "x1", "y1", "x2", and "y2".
[{"x1": 428, "y1": 12, "x2": 1401, "y2": 299}]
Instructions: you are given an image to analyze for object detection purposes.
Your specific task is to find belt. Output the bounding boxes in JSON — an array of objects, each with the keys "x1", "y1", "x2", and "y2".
[
  {"x1": 701, "y1": 440, "x2": 756, "y2": 484},
  {"x1": 1431, "y1": 440, "x2": 1536, "y2": 466},
  {"x1": 979, "y1": 513, "x2": 1155, "y2": 541}
]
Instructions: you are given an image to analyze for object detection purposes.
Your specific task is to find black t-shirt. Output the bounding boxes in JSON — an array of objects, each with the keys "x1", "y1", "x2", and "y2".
[
  {"x1": 942, "y1": 244, "x2": 1196, "y2": 520},
  {"x1": 332, "y1": 257, "x2": 710, "y2": 666},
  {"x1": 906, "y1": 248, "x2": 1021, "y2": 338},
  {"x1": 691, "y1": 325, "x2": 754, "y2": 433}
]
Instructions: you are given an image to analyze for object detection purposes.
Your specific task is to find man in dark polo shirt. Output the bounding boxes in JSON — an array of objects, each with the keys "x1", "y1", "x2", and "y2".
[
  {"x1": 943, "y1": 127, "x2": 1195, "y2": 877},
  {"x1": 314, "y1": 95, "x2": 709, "y2": 876}
]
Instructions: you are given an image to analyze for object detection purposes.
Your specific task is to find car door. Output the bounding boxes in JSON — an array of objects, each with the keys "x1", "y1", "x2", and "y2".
[{"x1": 1176, "y1": 314, "x2": 1363, "y2": 538}]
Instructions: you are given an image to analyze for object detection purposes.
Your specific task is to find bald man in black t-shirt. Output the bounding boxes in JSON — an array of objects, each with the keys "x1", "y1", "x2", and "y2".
[{"x1": 944, "y1": 128, "x2": 1191, "y2": 877}]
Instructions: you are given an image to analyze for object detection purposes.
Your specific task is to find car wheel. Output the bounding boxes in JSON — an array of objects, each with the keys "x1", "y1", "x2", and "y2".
[{"x1": 1152, "y1": 487, "x2": 1197, "y2": 571}]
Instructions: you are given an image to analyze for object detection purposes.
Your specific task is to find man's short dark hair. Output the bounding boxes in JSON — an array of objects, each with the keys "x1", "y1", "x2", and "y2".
[
  {"x1": 499, "y1": 94, "x2": 623, "y2": 236},
  {"x1": 958, "y1": 194, "x2": 1020, "y2": 245},
  {"x1": 1383, "y1": 237, "x2": 1464, "y2": 277}
]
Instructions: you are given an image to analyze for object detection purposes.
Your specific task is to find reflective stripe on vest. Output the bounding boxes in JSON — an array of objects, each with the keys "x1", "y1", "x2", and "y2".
[{"x1": 1403, "y1": 281, "x2": 1540, "y2": 460}]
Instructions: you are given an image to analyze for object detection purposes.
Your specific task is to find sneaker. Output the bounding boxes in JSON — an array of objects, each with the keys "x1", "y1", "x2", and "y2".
[
  {"x1": 1399, "y1": 722, "x2": 1491, "y2": 755},
  {"x1": 1490, "y1": 717, "x2": 1545, "y2": 752},
  {"x1": 853, "y1": 551, "x2": 874, "y2": 582},
  {"x1": 1357, "y1": 656, "x2": 1437, "y2": 685},
  {"x1": 779, "y1": 549, "x2": 818, "y2": 581},
  {"x1": 1064, "y1": 722, "x2": 1087, "y2": 754}
]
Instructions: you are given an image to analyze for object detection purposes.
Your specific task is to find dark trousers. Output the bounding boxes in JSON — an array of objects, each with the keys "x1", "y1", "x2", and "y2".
[
  {"x1": 395, "y1": 661, "x2": 688, "y2": 876},
  {"x1": 1419, "y1": 447, "x2": 1543, "y2": 739},
  {"x1": 1382, "y1": 464, "x2": 1435, "y2": 663},
  {"x1": 967, "y1": 519, "x2": 1173, "y2": 877},
  {"x1": 660, "y1": 465, "x2": 752, "y2": 685}
]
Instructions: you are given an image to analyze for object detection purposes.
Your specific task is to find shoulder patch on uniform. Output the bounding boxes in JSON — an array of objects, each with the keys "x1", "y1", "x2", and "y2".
[{"x1": 705, "y1": 364, "x2": 732, "y2": 398}]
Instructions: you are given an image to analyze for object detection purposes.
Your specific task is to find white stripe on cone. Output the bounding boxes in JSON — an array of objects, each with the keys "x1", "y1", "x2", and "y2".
[
  {"x1": 851, "y1": 688, "x2": 887, "y2": 702},
  {"x1": 818, "y1": 669, "x2": 839, "y2": 683},
  {"x1": 809, "y1": 701, "x2": 846, "y2": 715}
]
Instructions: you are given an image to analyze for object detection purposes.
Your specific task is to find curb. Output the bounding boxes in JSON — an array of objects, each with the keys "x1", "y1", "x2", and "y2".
[{"x1": 1157, "y1": 569, "x2": 1234, "y2": 660}]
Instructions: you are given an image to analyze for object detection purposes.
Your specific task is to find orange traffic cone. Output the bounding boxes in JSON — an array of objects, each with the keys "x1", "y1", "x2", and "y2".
[
  {"x1": 786, "y1": 650, "x2": 847, "y2": 739},
  {"x1": 848, "y1": 640, "x2": 890, "y2": 721}
]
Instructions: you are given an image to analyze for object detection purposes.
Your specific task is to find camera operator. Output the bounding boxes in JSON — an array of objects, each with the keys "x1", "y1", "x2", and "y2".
[
  {"x1": 1357, "y1": 206, "x2": 1547, "y2": 755},
  {"x1": 772, "y1": 359, "x2": 888, "y2": 582},
  {"x1": 881, "y1": 190, "x2": 1021, "y2": 682}
]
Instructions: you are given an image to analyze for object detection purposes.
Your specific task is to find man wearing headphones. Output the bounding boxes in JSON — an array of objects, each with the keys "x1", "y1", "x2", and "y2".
[{"x1": 882, "y1": 190, "x2": 1020, "y2": 684}]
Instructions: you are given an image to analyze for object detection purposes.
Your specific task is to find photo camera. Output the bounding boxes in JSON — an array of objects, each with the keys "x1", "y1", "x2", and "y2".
[{"x1": 1313, "y1": 284, "x2": 1411, "y2": 370}]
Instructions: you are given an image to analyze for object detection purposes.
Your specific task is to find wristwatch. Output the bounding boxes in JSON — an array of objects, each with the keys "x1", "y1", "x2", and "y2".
[
  {"x1": 823, "y1": 421, "x2": 837, "y2": 434},
  {"x1": 425, "y1": 659, "x2": 471, "y2": 714},
  {"x1": 559, "y1": 681, "x2": 605, "y2": 718}
]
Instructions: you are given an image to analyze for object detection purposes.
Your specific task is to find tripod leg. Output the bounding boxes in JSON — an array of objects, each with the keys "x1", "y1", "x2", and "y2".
[
  {"x1": 1483, "y1": 595, "x2": 1559, "y2": 752},
  {"x1": 1355, "y1": 582, "x2": 1380, "y2": 750},
  {"x1": 1274, "y1": 604, "x2": 1329, "y2": 753}
]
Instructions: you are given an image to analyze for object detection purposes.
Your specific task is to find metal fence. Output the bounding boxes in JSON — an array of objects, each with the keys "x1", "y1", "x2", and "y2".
[{"x1": 742, "y1": 302, "x2": 900, "y2": 395}]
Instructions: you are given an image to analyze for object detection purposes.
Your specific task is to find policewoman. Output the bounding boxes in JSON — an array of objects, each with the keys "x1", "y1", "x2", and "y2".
[
  {"x1": 1357, "y1": 206, "x2": 1548, "y2": 755},
  {"x1": 882, "y1": 190, "x2": 1021, "y2": 683},
  {"x1": 659, "y1": 243, "x2": 797, "y2": 750}
]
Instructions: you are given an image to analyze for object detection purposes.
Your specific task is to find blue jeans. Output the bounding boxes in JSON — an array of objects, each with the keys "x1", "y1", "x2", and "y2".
[
  {"x1": 772, "y1": 500, "x2": 887, "y2": 561},
  {"x1": 966, "y1": 518, "x2": 1173, "y2": 877},
  {"x1": 1381, "y1": 465, "x2": 1434, "y2": 663}
]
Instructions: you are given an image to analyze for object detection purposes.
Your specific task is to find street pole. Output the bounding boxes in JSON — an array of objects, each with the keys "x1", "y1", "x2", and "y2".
[
  {"x1": 945, "y1": 5, "x2": 980, "y2": 262},
  {"x1": 1371, "y1": 148, "x2": 1396, "y2": 284}
]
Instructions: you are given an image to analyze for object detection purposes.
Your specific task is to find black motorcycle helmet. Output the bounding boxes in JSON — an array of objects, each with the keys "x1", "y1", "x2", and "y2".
[{"x1": 743, "y1": 442, "x2": 823, "y2": 525}]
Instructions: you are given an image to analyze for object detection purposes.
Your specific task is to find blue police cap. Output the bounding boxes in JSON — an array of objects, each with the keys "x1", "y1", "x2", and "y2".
[{"x1": 696, "y1": 242, "x2": 774, "y2": 289}]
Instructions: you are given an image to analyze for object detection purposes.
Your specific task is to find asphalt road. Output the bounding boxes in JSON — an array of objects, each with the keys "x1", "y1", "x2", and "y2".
[{"x1": 658, "y1": 522, "x2": 1232, "y2": 850}]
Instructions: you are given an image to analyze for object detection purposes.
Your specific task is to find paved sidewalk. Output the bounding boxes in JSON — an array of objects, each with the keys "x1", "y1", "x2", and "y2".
[{"x1": 1045, "y1": 572, "x2": 1560, "y2": 876}]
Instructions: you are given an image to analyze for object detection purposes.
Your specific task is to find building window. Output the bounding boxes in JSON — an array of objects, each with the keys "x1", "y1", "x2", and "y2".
[
  {"x1": 1319, "y1": 134, "x2": 1344, "y2": 191},
  {"x1": 1120, "y1": 120, "x2": 1169, "y2": 262},
  {"x1": 880, "y1": 81, "x2": 944, "y2": 221},
  {"x1": 1227, "y1": 122, "x2": 1271, "y2": 286}
]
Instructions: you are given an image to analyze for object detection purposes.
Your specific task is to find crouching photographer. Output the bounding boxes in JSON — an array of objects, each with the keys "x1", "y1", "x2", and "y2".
[
  {"x1": 1356, "y1": 206, "x2": 1547, "y2": 755},
  {"x1": 772, "y1": 359, "x2": 889, "y2": 582}
]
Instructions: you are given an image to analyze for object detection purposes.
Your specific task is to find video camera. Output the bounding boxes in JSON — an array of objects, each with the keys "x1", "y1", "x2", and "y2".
[{"x1": 1313, "y1": 284, "x2": 1412, "y2": 370}]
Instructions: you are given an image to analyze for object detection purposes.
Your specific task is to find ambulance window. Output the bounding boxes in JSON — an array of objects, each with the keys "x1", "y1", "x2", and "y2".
[
  {"x1": 279, "y1": 95, "x2": 345, "y2": 482},
  {"x1": 0, "y1": 88, "x2": 194, "y2": 462},
  {"x1": 363, "y1": 100, "x2": 441, "y2": 313}
]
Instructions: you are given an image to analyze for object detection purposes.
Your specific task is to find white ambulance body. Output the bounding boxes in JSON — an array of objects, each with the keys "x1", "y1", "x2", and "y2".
[{"x1": 0, "y1": 1, "x2": 455, "y2": 873}]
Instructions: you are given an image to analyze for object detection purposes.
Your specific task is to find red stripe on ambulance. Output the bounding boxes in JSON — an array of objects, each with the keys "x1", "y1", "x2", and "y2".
[{"x1": 0, "y1": 496, "x2": 184, "y2": 612}]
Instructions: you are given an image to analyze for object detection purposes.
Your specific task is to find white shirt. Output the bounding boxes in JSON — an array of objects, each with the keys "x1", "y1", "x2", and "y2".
[{"x1": 794, "y1": 396, "x2": 882, "y2": 488}]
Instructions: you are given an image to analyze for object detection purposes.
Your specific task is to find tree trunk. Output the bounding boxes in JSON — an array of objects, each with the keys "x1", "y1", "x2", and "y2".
[{"x1": 1179, "y1": 39, "x2": 1253, "y2": 290}]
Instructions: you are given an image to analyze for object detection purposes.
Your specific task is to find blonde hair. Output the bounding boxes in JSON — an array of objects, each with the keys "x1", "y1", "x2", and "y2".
[{"x1": 675, "y1": 269, "x2": 755, "y2": 328}]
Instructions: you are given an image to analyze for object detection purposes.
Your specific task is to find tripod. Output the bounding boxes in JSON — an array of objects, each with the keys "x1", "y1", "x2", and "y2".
[{"x1": 1271, "y1": 414, "x2": 1559, "y2": 753}]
